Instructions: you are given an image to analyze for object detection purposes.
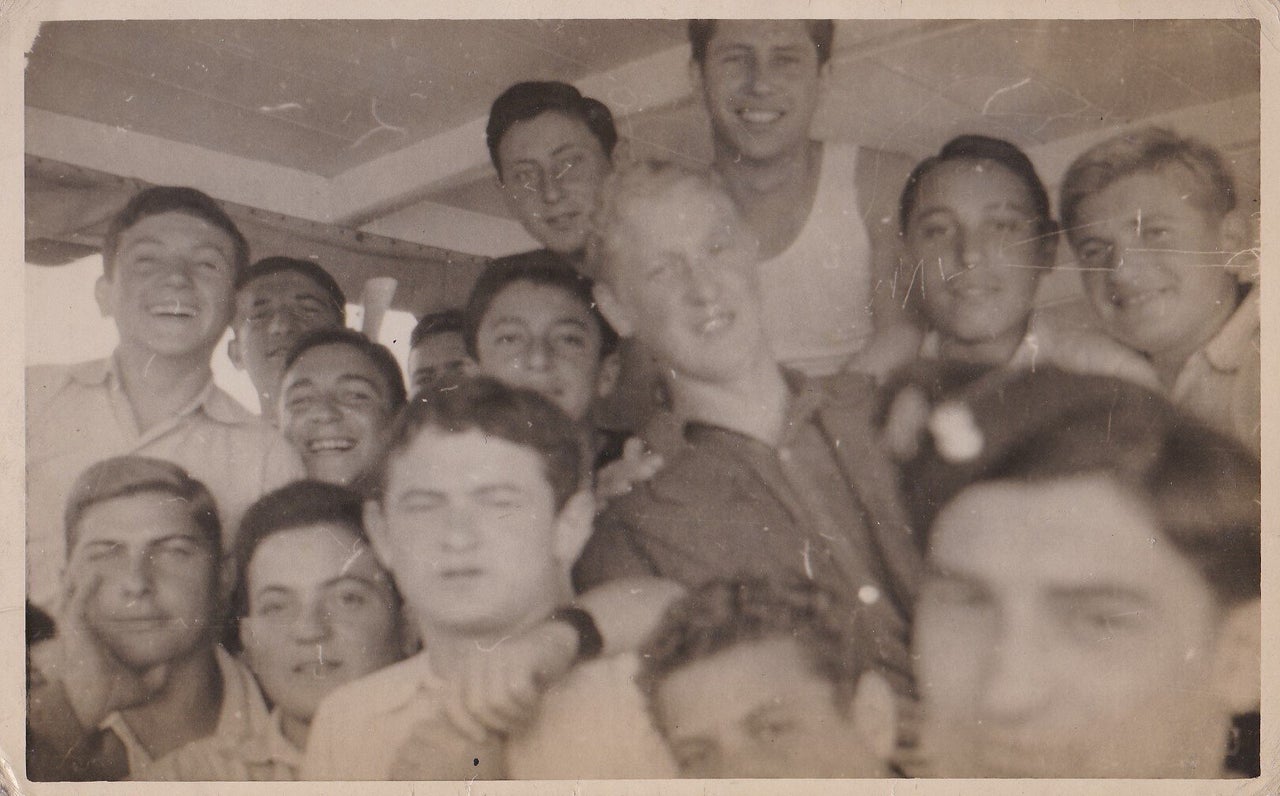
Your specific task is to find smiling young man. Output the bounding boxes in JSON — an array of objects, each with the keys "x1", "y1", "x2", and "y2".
[
  {"x1": 689, "y1": 19, "x2": 919, "y2": 379},
  {"x1": 576, "y1": 161, "x2": 922, "y2": 709},
  {"x1": 228, "y1": 256, "x2": 347, "y2": 423},
  {"x1": 278, "y1": 327, "x2": 408, "y2": 488},
  {"x1": 27, "y1": 187, "x2": 303, "y2": 612}
]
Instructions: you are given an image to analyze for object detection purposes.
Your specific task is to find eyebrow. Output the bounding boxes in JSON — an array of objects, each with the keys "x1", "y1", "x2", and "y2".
[
  {"x1": 252, "y1": 573, "x2": 384, "y2": 597},
  {"x1": 335, "y1": 374, "x2": 385, "y2": 393},
  {"x1": 123, "y1": 237, "x2": 228, "y2": 258},
  {"x1": 1044, "y1": 583, "x2": 1154, "y2": 605}
]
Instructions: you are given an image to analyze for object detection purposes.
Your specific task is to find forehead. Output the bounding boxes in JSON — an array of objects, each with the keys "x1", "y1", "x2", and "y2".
[
  {"x1": 659, "y1": 637, "x2": 834, "y2": 723},
  {"x1": 73, "y1": 491, "x2": 204, "y2": 546},
  {"x1": 929, "y1": 475, "x2": 1209, "y2": 599},
  {"x1": 707, "y1": 19, "x2": 817, "y2": 50},
  {"x1": 483, "y1": 280, "x2": 597, "y2": 329},
  {"x1": 411, "y1": 330, "x2": 468, "y2": 358},
  {"x1": 914, "y1": 158, "x2": 1037, "y2": 213},
  {"x1": 1074, "y1": 167, "x2": 1215, "y2": 224},
  {"x1": 237, "y1": 270, "x2": 332, "y2": 305},
  {"x1": 247, "y1": 523, "x2": 380, "y2": 590},
  {"x1": 497, "y1": 110, "x2": 604, "y2": 165},
  {"x1": 117, "y1": 211, "x2": 237, "y2": 257},
  {"x1": 385, "y1": 427, "x2": 549, "y2": 494},
  {"x1": 618, "y1": 179, "x2": 740, "y2": 248},
  {"x1": 285, "y1": 343, "x2": 387, "y2": 391}
]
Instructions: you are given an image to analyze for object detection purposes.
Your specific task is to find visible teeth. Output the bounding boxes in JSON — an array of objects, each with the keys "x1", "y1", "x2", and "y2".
[
  {"x1": 739, "y1": 109, "x2": 782, "y2": 124},
  {"x1": 307, "y1": 438, "x2": 355, "y2": 452}
]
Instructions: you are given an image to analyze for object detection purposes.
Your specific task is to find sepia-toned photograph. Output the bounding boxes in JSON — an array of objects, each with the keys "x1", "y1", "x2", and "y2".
[{"x1": 8, "y1": 3, "x2": 1268, "y2": 792}]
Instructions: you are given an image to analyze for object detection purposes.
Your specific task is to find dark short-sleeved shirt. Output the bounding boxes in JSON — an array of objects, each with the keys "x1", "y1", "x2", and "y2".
[{"x1": 575, "y1": 370, "x2": 922, "y2": 694}]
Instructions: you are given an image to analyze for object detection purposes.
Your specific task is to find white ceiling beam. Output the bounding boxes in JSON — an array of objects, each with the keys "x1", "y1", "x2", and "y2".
[
  {"x1": 359, "y1": 200, "x2": 537, "y2": 259},
  {"x1": 25, "y1": 108, "x2": 335, "y2": 222}
]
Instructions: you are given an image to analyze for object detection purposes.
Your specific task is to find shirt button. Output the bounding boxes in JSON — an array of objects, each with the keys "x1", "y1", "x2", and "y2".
[{"x1": 858, "y1": 585, "x2": 881, "y2": 605}]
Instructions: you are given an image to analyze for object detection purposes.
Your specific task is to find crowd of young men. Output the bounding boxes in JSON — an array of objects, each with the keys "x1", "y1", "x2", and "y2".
[{"x1": 25, "y1": 18, "x2": 1260, "y2": 782}]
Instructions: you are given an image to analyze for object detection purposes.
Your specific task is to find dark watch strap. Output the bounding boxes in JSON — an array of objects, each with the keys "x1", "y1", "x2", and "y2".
[{"x1": 549, "y1": 605, "x2": 603, "y2": 662}]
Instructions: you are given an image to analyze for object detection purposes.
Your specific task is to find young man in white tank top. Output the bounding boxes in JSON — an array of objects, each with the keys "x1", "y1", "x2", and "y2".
[{"x1": 689, "y1": 19, "x2": 921, "y2": 378}]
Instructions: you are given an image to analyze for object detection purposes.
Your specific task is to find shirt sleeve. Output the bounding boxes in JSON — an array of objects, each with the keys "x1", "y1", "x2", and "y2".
[{"x1": 572, "y1": 510, "x2": 660, "y2": 593}]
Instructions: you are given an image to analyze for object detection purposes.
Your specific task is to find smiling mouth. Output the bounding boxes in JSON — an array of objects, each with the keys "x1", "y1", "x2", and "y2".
[
  {"x1": 737, "y1": 108, "x2": 783, "y2": 125},
  {"x1": 697, "y1": 308, "x2": 735, "y2": 335},
  {"x1": 306, "y1": 437, "x2": 356, "y2": 454},
  {"x1": 1112, "y1": 288, "x2": 1167, "y2": 310},
  {"x1": 147, "y1": 303, "x2": 197, "y2": 318}
]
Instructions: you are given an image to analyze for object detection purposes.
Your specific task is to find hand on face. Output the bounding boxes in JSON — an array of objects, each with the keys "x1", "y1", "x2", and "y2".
[{"x1": 54, "y1": 570, "x2": 173, "y2": 728}]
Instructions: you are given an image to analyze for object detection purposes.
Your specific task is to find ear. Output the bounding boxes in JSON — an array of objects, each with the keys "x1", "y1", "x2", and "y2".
[
  {"x1": 1217, "y1": 210, "x2": 1258, "y2": 283},
  {"x1": 1210, "y1": 598, "x2": 1260, "y2": 714},
  {"x1": 849, "y1": 670, "x2": 898, "y2": 762},
  {"x1": 362, "y1": 500, "x2": 397, "y2": 572},
  {"x1": 94, "y1": 274, "x2": 114, "y2": 319},
  {"x1": 551, "y1": 489, "x2": 596, "y2": 568},
  {"x1": 595, "y1": 350, "x2": 622, "y2": 400},
  {"x1": 593, "y1": 282, "x2": 635, "y2": 339},
  {"x1": 227, "y1": 336, "x2": 244, "y2": 370}
]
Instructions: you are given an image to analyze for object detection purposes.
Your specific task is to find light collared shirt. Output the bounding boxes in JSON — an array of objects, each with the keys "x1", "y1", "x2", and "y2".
[
  {"x1": 302, "y1": 651, "x2": 675, "y2": 781},
  {"x1": 1172, "y1": 287, "x2": 1260, "y2": 455},
  {"x1": 27, "y1": 355, "x2": 304, "y2": 610},
  {"x1": 137, "y1": 706, "x2": 301, "y2": 781},
  {"x1": 107, "y1": 646, "x2": 273, "y2": 778}
]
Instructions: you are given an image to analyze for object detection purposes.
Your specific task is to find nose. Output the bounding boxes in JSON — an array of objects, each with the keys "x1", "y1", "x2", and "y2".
[
  {"x1": 525, "y1": 336, "x2": 554, "y2": 372},
  {"x1": 118, "y1": 550, "x2": 155, "y2": 599},
  {"x1": 685, "y1": 263, "x2": 722, "y2": 305},
  {"x1": 539, "y1": 171, "x2": 563, "y2": 204},
  {"x1": 267, "y1": 308, "x2": 299, "y2": 338},
  {"x1": 978, "y1": 620, "x2": 1053, "y2": 722},
  {"x1": 158, "y1": 260, "x2": 196, "y2": 288},
  {"x1": 305, "y1": 395, "x2": 343, "y2": 424},
  {"x1": 440, "y1": 505, "x2": 480, "y2": 552},
  {"x1": 1106, "y1": 244, "x2": 1149, "y2": 289},
  {"x1": 292, "y1": 598, "x2": 331, "y2": 643},
  {"x1": 958, "y1": 227, "x2": 985, "y2": 270},
  {"x1": 742, "y1": 58, "x2": 776, "y2": 96}
]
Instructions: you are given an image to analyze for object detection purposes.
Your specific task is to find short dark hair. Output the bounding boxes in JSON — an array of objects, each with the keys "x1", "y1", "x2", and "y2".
[
  {"x1": 897, "y1": 367, "x2": 1260, "y2": 606},
  {"x1": 102, "y1": 186, "x2": 250, "y2": 279},
  {"x1": 283, "y1": 327, "x2": 408, "y2": 410},
  {"x1": 688, "y1": 19, "x2": 836, "y2": 66},
  {"x1": 367, "y1": 376, "x2": 584, "y2": 512},
  {"x1": 638, "y1": 577, "x2": 874, "y2": 723},
  {"x1": 410, "y1": 308, "x2": 466, "y2": 350},
  {"x1": 64, "y1": 455, "x2": 222, "y2": 558},
  {"x1": 899, "y1": 134, "x2": 1054, "y2": 238},
  {"x1": 231, "y1": 480, "x2": 369, "y2": 620},
  {"x1": 235, "y1": 256, "x2": 347, "y2": 322},
  {"x1": 1059, "y1": 125, "x2": 1237, "y2": 243},
  {"x1": 464, "y1": 249, "x2": 619, "y2": 359},
  {"x1": 486, "y1": 81, "x2": 618, "y2": 180},
  {"x1": 224, "y1": 480, "x2": 400, "y2": 654}
]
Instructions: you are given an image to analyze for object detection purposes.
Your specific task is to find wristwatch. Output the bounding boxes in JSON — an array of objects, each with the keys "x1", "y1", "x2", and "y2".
[{"x1": 548, "y1": 605, "x2": 603, "y2": 662}]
